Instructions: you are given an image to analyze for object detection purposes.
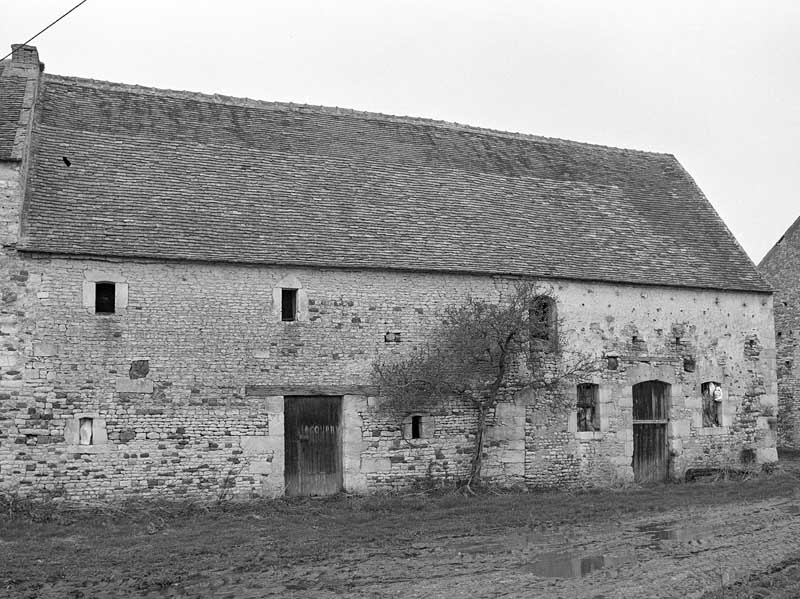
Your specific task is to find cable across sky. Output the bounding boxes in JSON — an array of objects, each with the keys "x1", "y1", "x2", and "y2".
[{"x1": 1, "y1": 0, "x2": 90, "y2": 62}]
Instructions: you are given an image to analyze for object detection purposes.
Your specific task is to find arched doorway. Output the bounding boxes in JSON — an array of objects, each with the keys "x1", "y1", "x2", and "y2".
[{"x1": 632, "y1": 380, "x2": 670, "y2": 482}]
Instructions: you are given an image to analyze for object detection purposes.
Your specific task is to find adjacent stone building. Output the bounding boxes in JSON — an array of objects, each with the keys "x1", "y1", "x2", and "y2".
[
  {"x1": 759, "y1": 216, "x2": 800, "y2": 448},
  {"x1": 0, "y1": 45, "x2": 778, "y2": 501}
]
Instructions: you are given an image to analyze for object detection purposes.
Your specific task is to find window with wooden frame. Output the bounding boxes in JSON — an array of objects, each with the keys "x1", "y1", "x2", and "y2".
[{"x1": 576, "y1": 383, "x2": 600, "y2": 432}]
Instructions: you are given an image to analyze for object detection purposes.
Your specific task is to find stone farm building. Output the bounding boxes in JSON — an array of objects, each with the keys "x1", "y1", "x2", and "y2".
[
  {"x1": 0, "y1": 46, "x2": 778, "y2": 500},
  {"x1": 759, "y1": 216, "x2": 800, "y2": 448}
]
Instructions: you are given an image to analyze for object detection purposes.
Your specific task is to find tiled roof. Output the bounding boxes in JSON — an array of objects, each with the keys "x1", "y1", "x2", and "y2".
[
  {"x1": 759, "y1": 215, "x2": 800, "y2": 278},
  {"x1": 16, "y1": 73, "x2": 769, "y2": 292},
  {"x1": 0, "y1": 61, "x2": 26, "y2": 160}
]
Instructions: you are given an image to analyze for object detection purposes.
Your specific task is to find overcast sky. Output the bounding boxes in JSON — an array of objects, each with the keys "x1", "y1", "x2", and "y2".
[{"x1": 2, "y1": 0, "x2": 797, "y2": 264}]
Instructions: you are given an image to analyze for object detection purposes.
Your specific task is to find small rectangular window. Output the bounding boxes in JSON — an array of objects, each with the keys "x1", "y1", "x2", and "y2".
[
  {"x1": 577, "y1": 383, "x2": 599, "y2": 432},
  {"x1": 701, "y1": 382, "x2": 722, "y2": 427},
  {"x1": 95, "y1": 282, "x2": 115, "y2": 313},
  {"x1": 404, "y1": 414, "x2": 432, "y2": 440},
  {"x1": 411, "y1": 415, "x2": 422, "y2": 439},
  {"x1": 281, "y1": 288, "x2": 297, "y2": 322},
  {"x1": 79, "y1": 417, "x2": 94, "y2": 445}
]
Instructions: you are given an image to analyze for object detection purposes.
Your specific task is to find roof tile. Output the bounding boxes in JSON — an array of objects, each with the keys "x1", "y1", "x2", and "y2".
[{"x1": 17, "y1": 74, "x2": 769, "y2": 292}]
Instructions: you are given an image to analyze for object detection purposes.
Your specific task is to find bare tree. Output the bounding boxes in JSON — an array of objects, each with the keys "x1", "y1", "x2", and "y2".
[{"x1": 373, "y1": 281, "x2": 601, "y2": 491}]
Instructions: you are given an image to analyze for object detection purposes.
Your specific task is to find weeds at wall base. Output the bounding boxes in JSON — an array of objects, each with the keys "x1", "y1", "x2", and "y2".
[{"x1": 1, "y1": 457, "x2": 795, "y2": 529}]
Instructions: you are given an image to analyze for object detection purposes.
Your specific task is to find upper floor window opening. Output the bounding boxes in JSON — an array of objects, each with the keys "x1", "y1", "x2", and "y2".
[
  {"x1": 281, "y1": 288, "x2": 298, "y2": 322},
  {"x1": 95, "y1": 282, "x2": 116, "y2": 314},
  {"x1": 530, "y1": 295, "x2": 556, "y2": 349}
]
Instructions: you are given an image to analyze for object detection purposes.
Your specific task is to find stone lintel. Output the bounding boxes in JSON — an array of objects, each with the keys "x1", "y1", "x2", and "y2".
[{"x1": 246, "y1": 384, "x2": 378, "y2": 397}]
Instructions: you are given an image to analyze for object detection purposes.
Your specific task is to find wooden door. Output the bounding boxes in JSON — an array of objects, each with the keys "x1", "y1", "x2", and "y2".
[
  {"x1": 284, "y1": 396, "x2": 342, "y2": 496},
  {"x1": 632, "y1": 381, "x2": 669, "y2": 482}
]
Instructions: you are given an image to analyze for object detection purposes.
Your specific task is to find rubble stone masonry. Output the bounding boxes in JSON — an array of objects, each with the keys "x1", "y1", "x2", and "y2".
[
  {"x1": 760, "y1": 217, "x2": 800, "y2": 448},
  {"x1": 0, "y1": 240, "x2": 778, "y2": 499}
]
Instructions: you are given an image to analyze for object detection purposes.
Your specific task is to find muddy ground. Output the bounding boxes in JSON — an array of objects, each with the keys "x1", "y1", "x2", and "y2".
[{"x1": 3, "y1": 454, "x2": 800, "y2": 598}]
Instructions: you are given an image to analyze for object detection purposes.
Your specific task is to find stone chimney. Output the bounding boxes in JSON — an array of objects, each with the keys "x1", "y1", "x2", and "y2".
[
  {"x1": 1, "y1": 44, "x2": 44, "y2": 242},
  {"x1": 11, "y1": 44, "x2": 43, "y2": 68},
  {"x1": 3, "y1": 44, "x2": 44, "y2": 75},
  {"x1": 1, "y1": 43, "x2": 43, "y2": 160}
]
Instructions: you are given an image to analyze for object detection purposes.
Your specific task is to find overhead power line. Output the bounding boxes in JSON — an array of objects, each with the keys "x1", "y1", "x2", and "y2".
[{"x1": 1, "y1": 0, "x2": 90, "y2": 62}]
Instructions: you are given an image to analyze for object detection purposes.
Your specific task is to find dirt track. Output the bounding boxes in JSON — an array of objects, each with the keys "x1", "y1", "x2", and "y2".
[
  {"x1": 158, "y1": 495, "x2": 800, "y2": 598},
  {"x1": 3, "y1": 464, "x2": 800, "y2": 598}
]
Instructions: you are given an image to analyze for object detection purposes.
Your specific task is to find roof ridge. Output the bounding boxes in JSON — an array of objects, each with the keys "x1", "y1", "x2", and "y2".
[{"x1": 42, "y1": 72, "x2": 672, "y2": 158}]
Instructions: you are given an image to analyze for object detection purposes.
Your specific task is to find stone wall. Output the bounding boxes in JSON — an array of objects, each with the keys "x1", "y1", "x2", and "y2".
[
  {"x1": 759, "y1": 217, "x2": 800, "y2": 447},
  {"x1": 0, "y1": 248, "x2": 778, "y2": 499},
  {"x1": 522, "y1": 284, "x2": 778, "y2": 487}
]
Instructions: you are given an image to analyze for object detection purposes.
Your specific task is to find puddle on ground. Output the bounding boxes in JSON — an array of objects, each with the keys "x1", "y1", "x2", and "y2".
[
  {"x1": 521, "y1": 550, "x2": 635, "y2": 578},
  {"x1": 451, "y1": 539, "x2": 514, "y2": 555},
  {"x1": 635, "y1": 522, "x2": 696, "y2": 547}
]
